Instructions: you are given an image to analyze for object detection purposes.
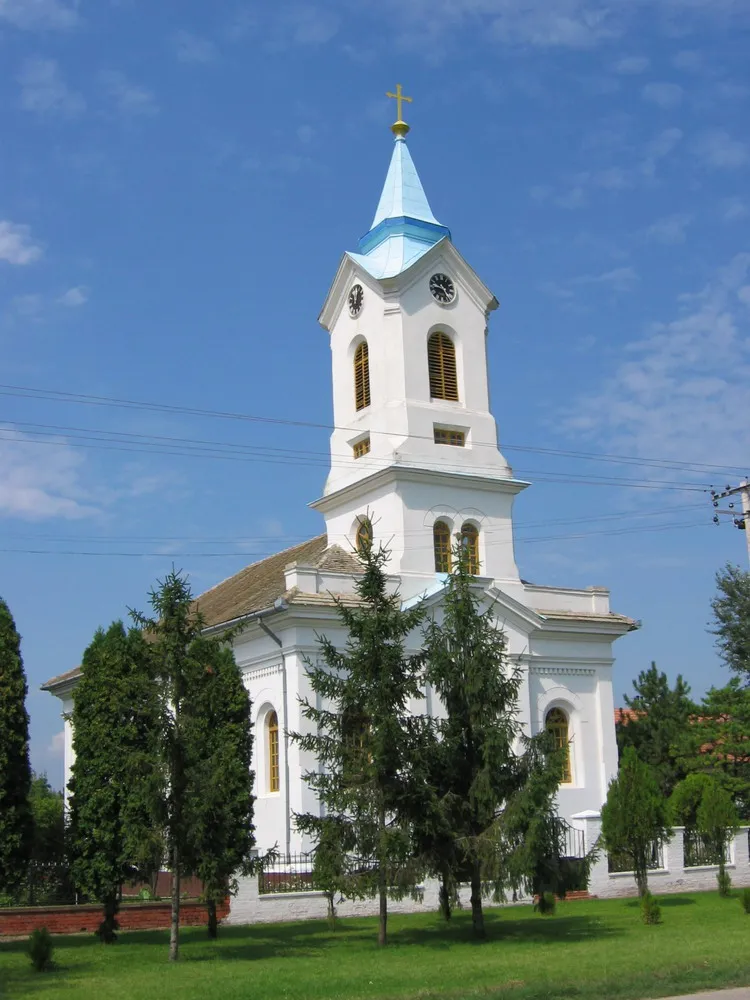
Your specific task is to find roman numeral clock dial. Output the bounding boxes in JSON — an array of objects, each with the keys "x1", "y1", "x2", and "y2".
[{"x1": 429, "y1": 272, "x2": 455, "y2": 304}]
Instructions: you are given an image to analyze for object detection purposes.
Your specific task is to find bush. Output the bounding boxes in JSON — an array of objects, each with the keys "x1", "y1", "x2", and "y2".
[
  {"x1": 717, "y1": 870, "x2": 732, "y2": 897},
  {"x1": 740, "y1": 887, "x2": 750, "y2": 914},
  {"x1": 28, "y1": 927, "x2": 54, "y2": 972},
  {"x1": 534, "y1": 891, "x2": 556, "y2": 916},
  {"x1": 641, "y1": 891, "x2": 661, "y2": 925}
]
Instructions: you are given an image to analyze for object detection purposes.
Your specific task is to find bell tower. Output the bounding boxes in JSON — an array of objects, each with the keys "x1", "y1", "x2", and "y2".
[{"x1": 313, "y1": 89, "x2": 526, "y2": 592}]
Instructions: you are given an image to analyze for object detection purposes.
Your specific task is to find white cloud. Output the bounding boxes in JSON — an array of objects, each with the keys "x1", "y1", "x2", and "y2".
[
  {"x1": 58, "y1": 285, "x2": 88, "y2": 306},
  {"x1": 564, "y1": 254, "x2": 750, "y2": 471},
  {"x1": 693, "y1": 129, "x2": 749, "y2": 169},
  {"x1": 296, "y1": 124, "x2": 315, "y2": 144},
  {"x1": 613, "y1": 55, "x2": 649, "y2": 74},
  {"x1": 47, "y1": 730, "x2": 65, "y2": 758},
  {"x1": 102, "y1": 71, "x2": 158, "y2": 116},
  {"x1": 641, "y1": 81, "x2": 684, "y2": 109},
  {"x1": 672, "y1": 49, "x2": 703, "y2": 71},
  {"x1": 572, "y1": 266, "x2": 639, "y2": 293},
  {"x1": 274, "y1": 5, "x2": 340, "y2": 45},
  {"x1": 18, "y1": 57, "x2": 84, "y2": 115},
  {"x1": 0, "y1": 220, "x2": 42, "y2": 265},
  {"x1": 644, "y1": 212, "x2": 693, "y2": 244},
  {"x1": 0, "y1": 428, "x2": 98, "y2": 520},
  {"x1": 0, "y1": 0, "x2": 78, "y2": 30},
  {"x1": 488, "y1": 3, "x2": 619, "y2": 47},
  {"x1": 641, "y1": 126, "x2": 683, "y2": 175},
  {"x1": 173, "y1": 29, "x2": 217, "y2": 63},
  {"x1": 721, "y1": 197, "x2": 748, "y2": 222}
]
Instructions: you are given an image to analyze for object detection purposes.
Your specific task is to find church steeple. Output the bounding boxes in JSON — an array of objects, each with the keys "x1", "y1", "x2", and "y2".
[{"x1": 349, "y1": 102, "x2": 450, "y2": 280}]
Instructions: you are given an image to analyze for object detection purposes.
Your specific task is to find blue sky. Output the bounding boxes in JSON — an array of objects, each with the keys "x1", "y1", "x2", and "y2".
[{"x1": 0, "y1": 0, "x2": 748, "y2": 787}]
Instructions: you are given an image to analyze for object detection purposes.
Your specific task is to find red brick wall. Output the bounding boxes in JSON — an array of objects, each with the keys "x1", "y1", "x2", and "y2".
[{"x1": 0, "y1": 899, "x2": 230, "y2": 937}]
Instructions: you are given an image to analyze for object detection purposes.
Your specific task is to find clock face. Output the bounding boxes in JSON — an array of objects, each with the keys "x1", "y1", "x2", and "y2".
[
  {"x1": 430, "y1": 272, "x2": 455, "y2": 304},
  {"x1": 348, "y1": 284, "x2": 364, "y2": 317}
]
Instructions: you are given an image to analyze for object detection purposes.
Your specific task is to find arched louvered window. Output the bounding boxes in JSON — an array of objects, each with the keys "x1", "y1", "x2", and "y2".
[
  {"x1": 354, "y1": 341, "x2": 371, "y2": 411},
  {"x1": 428, "y1": 332, "x2": 458, "y2": 401},
  {"x1": 356, "y1": 518, "x2": 373, "y2": 555},
  {"x1": 433, "y1": 521, "x2": 452, "y2": 574},
  {"x1": 459, "y1": 522, "x2": 480, "y2": 575},
  {"x1": 545, "y1": 707, "x2": 572, "y2": 784},
  {"x1": 267, "y1": 710, "x2": 280, "y2": 793}
]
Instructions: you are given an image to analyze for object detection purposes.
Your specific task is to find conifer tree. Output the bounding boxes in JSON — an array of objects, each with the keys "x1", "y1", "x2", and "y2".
[
  {"x1": 0, "y1": 597, "x2": 32, "y2": 894},
  {"x1": 69, "y1": 622, "x2": 163, "y2": 942},
  {"x1": 711, "y1": 564, "x2": 750, "y2": 681},
  {"x1": 697, "y1": 779, "x2": 739, "y2": 895},
  {"x1": 419, "y1": 546, "x2": 564, "y2": 938},
  {"x1": 293, "y1": 543, "x2": 429, "y2": 947},
  {"x1": 181, "y1": 637, "x2": 254, "y2": 938},
  {"x1": 132, "y1": 570, "x2": 254, "y2": 959},
  {"x1": 601, "y1": 746, "x2": 671, "y2": 898}
]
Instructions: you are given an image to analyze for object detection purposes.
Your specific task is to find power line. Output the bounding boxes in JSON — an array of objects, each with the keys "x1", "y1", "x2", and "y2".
[
  {"x1": 0, "y1": 422, "x2": 713, "y2": 493},
  {"x1": 0, "y1": 382, "x2": 743, "y2": 479}
]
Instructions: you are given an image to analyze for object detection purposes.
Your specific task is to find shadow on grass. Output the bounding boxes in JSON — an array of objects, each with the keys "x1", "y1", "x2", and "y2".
[{"x1": 625, "y1": 895, "x2": 696, "y2": 909}]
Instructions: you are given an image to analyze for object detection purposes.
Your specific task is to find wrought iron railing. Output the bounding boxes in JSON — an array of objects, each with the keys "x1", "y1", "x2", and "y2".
[
  {"x1": 0, "y1": 863, "x2": 77, "y2": 908},
  {"x1": 607, "y1": 841, "x2": 664, "y2": 874},
  {"x1": 683, "y1": 831, "x2": 730, "y2": 868}
]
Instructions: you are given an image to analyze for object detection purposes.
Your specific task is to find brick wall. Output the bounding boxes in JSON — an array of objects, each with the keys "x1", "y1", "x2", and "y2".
[{"x1": 0, "y1": 899, "x2": 229, "y2": 937}]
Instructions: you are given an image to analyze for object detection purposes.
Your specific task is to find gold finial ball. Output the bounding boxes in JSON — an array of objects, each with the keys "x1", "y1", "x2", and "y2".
[{"x1": 391, "y1": 120, "x2": 410, "y2": 138}]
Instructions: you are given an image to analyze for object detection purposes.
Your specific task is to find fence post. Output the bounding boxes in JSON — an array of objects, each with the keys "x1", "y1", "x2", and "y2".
[
  {"x1": 571, "y1": 810, "x2": 609, "y2": 897},
  {"x1": 666, "y1": 827, "x2": 684, "y2": 875}
]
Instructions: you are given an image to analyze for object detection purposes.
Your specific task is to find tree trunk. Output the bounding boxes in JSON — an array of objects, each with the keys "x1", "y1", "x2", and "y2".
[
  {"x1": 207, "y1": 898, "x2": 217, "y2": 939},
  {"x1": 635, "y1": 863, "x2": 649, "y2": 899},
  {"x1": 169, "y1": 850, "x2": 180, "y2": 962},
  {"x1": 98, "y1": 893, "x2": 119, "y2": 944},
  {"x1": 378, "y1": 804, "x2": 387, "y2": 947},
  {"x1": 470, "y1": 863, "x2": 485, "y2": 939},
  {"x1": 326, "y1": 892, "x2": 336, "y2": 931},
  {"x1": 439, "y1": 873, "x2": 452, "y2": 921}
]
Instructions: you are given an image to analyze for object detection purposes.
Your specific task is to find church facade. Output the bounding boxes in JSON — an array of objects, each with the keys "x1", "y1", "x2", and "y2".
[{"x1": 44, "y1": 104, "x2": 636, "y2": 862}]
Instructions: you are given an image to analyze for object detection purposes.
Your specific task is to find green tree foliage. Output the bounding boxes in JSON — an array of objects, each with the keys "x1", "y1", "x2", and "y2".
[
  {"x1": 697, "y1": 779, "x2": 739, "y2": 895},
  {"x1": 419, "y1": 548, "x2": 564, "y2": 938},
  {"x1": 132, "y1": 570, "x2": 254, "y2": 959},
  {"x1": 710, "y1": 564, "x2": 750, "y2": 681},
  {"x1": 675, "y1": 680, "x2": 750, "y2": 818},
  {"x1": 616, "y1": 662, "x2": 695, "y2": 797},
  {"x1": 69, "y1": 623, "x2": 163, "y2": 942},
  {"x1": 0, "y1": 597, "x2": 32, "y2": 894},
  {"x1": 29, "y1": 773, "x2": 65, "y2": 865},
  {"x1": 293, "y1": 543, "x2": 429, "y2": 948},
  {"x1": 670, "y1": 773, "x2": 715, "y2": 829},
  {"x1": 180, "y1": 637, "x2": 254, "y2": 939},
  {"x1": 601, "y1": 747, "x2": 672, "y2": 899}
]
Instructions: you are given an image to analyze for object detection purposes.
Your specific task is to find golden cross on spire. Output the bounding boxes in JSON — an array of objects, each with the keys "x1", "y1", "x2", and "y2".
[{"x1": 386, "y1": 83, "x2": 412, "y2": 137}]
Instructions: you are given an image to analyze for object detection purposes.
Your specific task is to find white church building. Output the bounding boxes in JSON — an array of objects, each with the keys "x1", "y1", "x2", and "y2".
[{"x1": 44, "y1": 102, "x2": 636, "y2": 867}]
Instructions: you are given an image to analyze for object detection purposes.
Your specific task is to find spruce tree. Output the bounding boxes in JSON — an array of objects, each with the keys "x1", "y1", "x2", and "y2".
[
  {"x1": 617, "y1": 662, "x2": 695, "y2": 797},
  {"x1": 69, "y1": 622, "x2": 163, "y2": 942},
  {"x1": 601, "y1": 746, "x2": 671, "y2": 898},
  {"x1": 293, "y1": 543, "x2": 429, "y2": 947},
  {"x1": 0, "y1": 597, "x2": 32, "y2": 894},
  {"x1": 711, "y1": 564, "x2": 750, "y2": 681},
  {"x1": 181, "y1": 637, "x2": 254, "y2": 938},
  {"x1": 419, "y1": 547, "x2": 564, "y2": 938}
]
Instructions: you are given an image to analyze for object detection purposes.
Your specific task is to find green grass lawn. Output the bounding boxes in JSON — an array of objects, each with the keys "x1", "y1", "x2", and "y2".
[{"x1": 2, "y1": 892, "x2": 749, "y2": 1000}]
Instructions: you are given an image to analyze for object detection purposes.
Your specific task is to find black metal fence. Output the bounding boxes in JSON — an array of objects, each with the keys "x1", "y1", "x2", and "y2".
[
  {"x1": 0, "y1": 863, "x2": 77, "y2": 908},
  {"x1": 607, "y1": 841, "x2": 663, "y2": 874},
  {"x1": 258, "y1": 853, "x2": 317, "y2": 895},
  {"x1": 683, "y1": 831, "x2": 729, "y2": 868}
]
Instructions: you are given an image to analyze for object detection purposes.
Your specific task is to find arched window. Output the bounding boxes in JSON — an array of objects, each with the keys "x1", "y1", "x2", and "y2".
[
  {"x1": 267, "y1": 710, "x2": 280, "y2": 792},
  {"x1": 433, "y1": 521, "x2": 452, "y2": 574},
  {"x1": 356, "y1": 518, "x2": 373, "y2": 555},
  {"x1": 545, "y1": 707, "x2": 572, "y2": 785},
  {"x1": 354, "y1": 341, "x2": 371, "y2": 411},
  {"x1": 427, "y1": 332, "x2": 459, "y2": 401},
  {"x1": 459, "y1": 522, "x2": 480, "y2": 575}
]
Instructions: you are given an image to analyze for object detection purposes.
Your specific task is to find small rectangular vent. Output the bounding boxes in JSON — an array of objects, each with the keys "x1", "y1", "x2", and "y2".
[
  {"x1": 353, "y1": 437, "x2": 371, "y2": 459},
  {"x1": 434, "y1": 427, "x2": 466, "y2": 447}
]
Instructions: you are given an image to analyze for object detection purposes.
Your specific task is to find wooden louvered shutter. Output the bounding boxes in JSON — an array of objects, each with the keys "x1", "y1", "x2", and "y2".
[
  {"x1": 428, "y1": 333, "x2": 459, "y2": 401},
  {"x1": 459, "y1": 522, "x2": 480, "y2": 575},
  {"x1": 354, "y1": 341, "x2": 371, "y2": 411},
  {"x1": 433, "y1": 521, "x2": 452, "y2": 573}
]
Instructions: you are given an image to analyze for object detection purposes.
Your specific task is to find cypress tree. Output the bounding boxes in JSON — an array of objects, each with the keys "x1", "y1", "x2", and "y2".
[
  {"x1": 601, "y1": 746, "x2": 672, "y2": 898},
  {"x1": 293, "y1": 543, "x2": 429, "y2": 947},
  {"x1": 69, "y1": 622, "x2": 163, "y2": 942},
  {"x1": 0, "y1": 597, "x2": 32, "y2": 894},
  {"x1": 181, "y1": 637, "x2": 254, "y2": 938}
]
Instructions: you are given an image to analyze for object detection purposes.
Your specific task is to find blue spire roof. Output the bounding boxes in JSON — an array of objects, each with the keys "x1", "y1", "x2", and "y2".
[{"x1": 348, "y1": 135, "x2": 450, "y2": 280}]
